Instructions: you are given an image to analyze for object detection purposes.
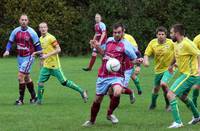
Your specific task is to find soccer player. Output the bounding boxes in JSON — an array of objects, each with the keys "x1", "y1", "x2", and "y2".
[
  {"x1": 143, "y1": 26, "x2": 174, "y2": 111},
  {"x1": 82, "y1": 13, "x2": 107, "y2": 71},
  {"x1": 82, "y1": 23, "x2": 143, "y2": 127},
  {"x1": 123, "y1": 33, "x2": 142, "y2": 95},
  {"x1": 167, "y1": 24, "x2": 200, "y2": 128},
  {"x1": 3, "y1": 14, "x2": 42, "y2": 105},
  {"x1": 36, "y1": 22, "x2": 88, "y2": 104},
  {"x1": 192, "y1": 34, "x2": 200, "y2": 107}
]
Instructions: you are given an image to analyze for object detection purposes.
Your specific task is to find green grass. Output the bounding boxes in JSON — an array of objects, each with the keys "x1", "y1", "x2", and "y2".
[{"x1": 0, "y1": 57, "x2": 199, "y2": 131}]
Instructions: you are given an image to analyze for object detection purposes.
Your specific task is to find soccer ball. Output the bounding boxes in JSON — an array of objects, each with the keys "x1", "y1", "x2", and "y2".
[{"x1": 106, "y1": 58, "x2": 121, "y2": 72}]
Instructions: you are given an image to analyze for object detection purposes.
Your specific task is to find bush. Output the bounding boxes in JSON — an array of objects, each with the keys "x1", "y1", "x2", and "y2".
[{"x1": 0, "y1": 0, "x2": 200, "y2": 56}]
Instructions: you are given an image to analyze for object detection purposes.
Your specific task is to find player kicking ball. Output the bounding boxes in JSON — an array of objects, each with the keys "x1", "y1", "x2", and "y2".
[
  {"x1": 82, "y1": 23, "x2": 143, "y2": 127},
  {"x1": 36, "y1": 22, "x2": 88, "y2": 104}
]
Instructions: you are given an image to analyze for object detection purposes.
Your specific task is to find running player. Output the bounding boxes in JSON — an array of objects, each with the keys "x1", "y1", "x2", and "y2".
[
  {"x1": 143, "y1": 26, "x2": 174, "y2": 111},
  {"x1": 167, "y1": 24, "x2": 200, "y2": 128},
  {"x1": 83, "y1": 13, "x2": 107, "y2": 71},
  {"x1": 82, "y1": 23, "x2": 143, "y2": 126},
  {"x1": 192, "y1": 34, "x2": 200, "y2": 107},
  {"x1": 36, "y1": 22, "x2": 88, "y2": 104}
]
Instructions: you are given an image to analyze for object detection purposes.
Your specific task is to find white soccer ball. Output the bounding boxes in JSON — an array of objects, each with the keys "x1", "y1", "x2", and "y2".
[{"x1": 106, "y1": 58, "x2": 121, "y2": 72}]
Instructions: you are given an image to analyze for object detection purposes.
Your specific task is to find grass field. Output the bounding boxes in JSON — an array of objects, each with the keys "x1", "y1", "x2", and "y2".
[{"x1": 0, "y1": 57, "x2": 199, "y2": 131}]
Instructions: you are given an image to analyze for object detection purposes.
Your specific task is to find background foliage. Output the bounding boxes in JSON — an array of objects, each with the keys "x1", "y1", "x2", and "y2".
[{"x1": 0, "y1": 0, "x2": 200, "y2": 55}]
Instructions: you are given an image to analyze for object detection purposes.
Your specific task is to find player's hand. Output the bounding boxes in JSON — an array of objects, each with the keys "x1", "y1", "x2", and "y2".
[
  {"x1": 41, "y1": 54, "x2": 49, "y2": 59},
  {"x1": 90, "y1": 40, "x2": 98, "y2": 48},
  {"x1": 136, "y1": 58, "x2": 143, "y2": 64},
  {"x1": 3, "y1": 51, "x2": 9, "y2": 57},
  {"x1": 134, "y1": 66, "x2": 141, "y2": 75},
  {"x1": 31, "y1": 52, "x2": 37, "y2": 57}
]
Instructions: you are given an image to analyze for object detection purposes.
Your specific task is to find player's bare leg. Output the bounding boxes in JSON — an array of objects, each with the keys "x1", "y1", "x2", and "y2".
[
  {"x1": 83, "y1": 51, "x2": 97, "y2": 71},
  {"x1": 161, "y1": 82, "x2": 170, "y2": 111}
]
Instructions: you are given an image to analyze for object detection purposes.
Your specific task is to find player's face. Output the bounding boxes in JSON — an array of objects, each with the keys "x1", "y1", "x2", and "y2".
[
  {"x1": 156, "y1": 31, "x2": 166, "y2": 43},
  {"x1": 95, "y1": 15, "x2": 101, "y2": 23},
  {"x1": 170, "y1": 28, "x2": 177, "y2": 42},
  {"x1": 39, "y1": 23, "x2": 48, "y2": 35},
  {"x1": 19, "y1": 15, "x2": 29, "y2": 28},
  {"x1": 113, "y1": 27, "x2": 124, "y2": 41}
]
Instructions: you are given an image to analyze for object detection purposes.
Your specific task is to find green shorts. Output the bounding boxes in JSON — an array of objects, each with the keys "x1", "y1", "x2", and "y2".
[
  {"x1": 154, "y1": 70, "x2": 174, "y2": 86},
  {"x1": 38, "y1": 67, "x2": 66, "y2": 83},
  {"x1": 170, "y1": 74, "x2": 198, "y2": 97}
]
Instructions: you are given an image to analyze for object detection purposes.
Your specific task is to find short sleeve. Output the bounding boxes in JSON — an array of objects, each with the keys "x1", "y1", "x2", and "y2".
[
  {"x1": 124, "y1": 40, "x2": 137, "y2": 60},
  {"x1": 144, "y1": 41, "x2": 153, "y2": 56},
  {"x1": 99, "y1": 22, "x2": 106, "y2": 32},
  {"x1": 28, "y1": 27, "x2": 40, "y2": 45}
]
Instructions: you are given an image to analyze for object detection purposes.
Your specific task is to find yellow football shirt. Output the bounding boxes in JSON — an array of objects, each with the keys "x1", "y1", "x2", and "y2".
[
  {"x1": 40, "y1": 33, "x2": 61, "y2": 69},
  {"x1": 193, "y1": 34, "x2": 200, "y2": 50},
  {"x1": 124, "y1": 33, "x2": 138, "y2": 47},
  {"x1": 174, "y1": 37, "x2": 200, "y2": 76},
  {"x1": 144, "y1": 38, "x2": 174, "y2": 74}
]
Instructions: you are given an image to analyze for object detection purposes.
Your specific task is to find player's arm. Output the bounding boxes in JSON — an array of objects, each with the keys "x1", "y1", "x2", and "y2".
[
  {"x1": 143, "y1": 55, "x2": 149, "y2": 67},
  {"x1": 32, "y1": 41, "x2": 43, "y2": 57},
  {"x1": 29, "y1": 28, "x2": 43, "y2": 57},
  {"x1": 124, "y1": 41, "x2": 143, "y2": 64},
  {"x1": 3, "y1": 41, "x2": 13, "y2": 57},
  {"x1": 143, "y1": 42, "x2": 153, "y2": 67},
  {"x1": 97, "y1": 23, "x2": 106, "y2": 45},
  {"x1": 98, "y1": 31, "x2": 106, "y2": 45},
  {"x1": 92, "y1": 34, "x2": 97, "y2": 41},
  {"x1": 3, "y1": 29, "x2": 16, "y2": 57},
  {"x1": 168, "y1": 57, "x2": 176, "y2": 74},
  {"x1": 90, "y1": 40, "x2": 104, "y2": 55},
  {"x1": 42, "y1": 41, "x2": 61, "y2": 59}
]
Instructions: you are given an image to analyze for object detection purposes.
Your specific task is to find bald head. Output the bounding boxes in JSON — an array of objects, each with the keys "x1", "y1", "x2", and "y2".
[
  {"x1": 19, "y1": 14, "x2": 29, "y2": 29},
  {"x1": 39, "y1": 22, "x2": 48, "y2": 36}
]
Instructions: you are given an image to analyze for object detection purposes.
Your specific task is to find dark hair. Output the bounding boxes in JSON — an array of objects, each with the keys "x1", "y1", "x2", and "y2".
[
  {"x1": 172, "y1": 24, "x2": 185, "y2": 36},
  {"x1": 156, "y1": 26, "x2": 167, "y2": 34},
  {"x1": 112, "y1": 23, "x2": 125, "y2": 30}
]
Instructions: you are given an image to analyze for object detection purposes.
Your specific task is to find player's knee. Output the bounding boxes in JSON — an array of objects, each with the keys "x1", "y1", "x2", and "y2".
[
  {"x1": 92, "y1": 52, "x2": 97, "y2": 56},
  {"x1": 167, "y1": 91, "x2": 175, "y2": 100},
  {"x1": 24, "y1": 76, "x2": 31, "y2": 83},
  {"x1": 18, "y1": 73, "x2": 25, "y2": 83},
  {"x1": 153, "y1": 86, "x2": 160, "y2": 93},
  {"x1": 94, "y1": 95, "x2": 103, "y2": 103},
  {"x1": 113, "y1": 85, "x2": 122, "y2": 97},
  {"x1": 179, "y1": 94, "x2": 187, "y2": 102},
  {"x1": 160, "y1": 82, "x2": 167, "y2": 88}
]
